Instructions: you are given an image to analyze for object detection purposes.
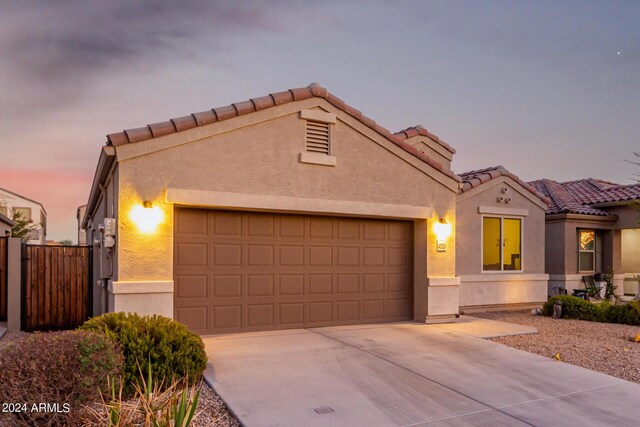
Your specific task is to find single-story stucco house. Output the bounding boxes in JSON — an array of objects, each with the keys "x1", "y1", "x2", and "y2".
[
  {"x1": 529, "y1": 178, "x2": 640, "y2": 296},
  {"x1": 456, "y1": 166, "x2": 550, "y2": 310},
  {"x1": 82, "y1": 83, "x2": 549, "y2": 335}
]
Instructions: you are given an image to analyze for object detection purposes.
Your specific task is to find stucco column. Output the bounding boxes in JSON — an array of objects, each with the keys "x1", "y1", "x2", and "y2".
[
  {"x1": 424, "y1": 216, "x2": 459, "y2": 321},
  {"x1": 6, "y1": 238, "x2": 22, "y2": 331}
]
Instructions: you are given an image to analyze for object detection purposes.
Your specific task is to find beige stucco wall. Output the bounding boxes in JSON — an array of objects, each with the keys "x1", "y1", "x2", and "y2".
[
  {"x1": 544, "y1": 214, "x2": 625, "y2": 294},
  {"x1": 110, "y1": 98, "x2": 459, "y2": 320},
  {"x1": 456, "y1": 177, "x2": 548, "y2": 307}
]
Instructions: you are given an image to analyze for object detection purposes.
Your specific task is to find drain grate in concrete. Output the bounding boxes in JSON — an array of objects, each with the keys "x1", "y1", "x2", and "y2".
[{"x1": 313, "y1": 406, "x2": 335, "y2": 415}]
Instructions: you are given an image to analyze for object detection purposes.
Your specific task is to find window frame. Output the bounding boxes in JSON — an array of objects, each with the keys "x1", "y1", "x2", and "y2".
[
  {"x1": 481, "y1": 215, "x2": 524, "y2": 273},
  {"x1": 577, "y1": 229, "x2": 596, "y2": 273},
  {"x1": 13, "y1": 207, "x2": 32, "y2": 222}
]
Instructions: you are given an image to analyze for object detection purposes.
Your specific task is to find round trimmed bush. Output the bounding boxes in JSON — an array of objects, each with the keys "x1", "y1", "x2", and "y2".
[{"x1": 80, "y1": 312, "x2": 207, "y2": 395}]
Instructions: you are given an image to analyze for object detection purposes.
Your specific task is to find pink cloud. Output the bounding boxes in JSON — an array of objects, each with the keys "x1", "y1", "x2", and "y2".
[{"x1": 0, "y1": 169, "x2": 93, "y2": 242}]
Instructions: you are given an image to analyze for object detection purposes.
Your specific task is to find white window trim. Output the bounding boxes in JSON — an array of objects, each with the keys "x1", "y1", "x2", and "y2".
[{"x1": 480, "y1": 214, "x2": 524, "y2": 273}]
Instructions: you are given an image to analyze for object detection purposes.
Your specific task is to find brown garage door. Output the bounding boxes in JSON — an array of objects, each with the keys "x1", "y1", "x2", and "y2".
[{"x1": 174, "y1": 208, "x2": 413, "y2": 334}]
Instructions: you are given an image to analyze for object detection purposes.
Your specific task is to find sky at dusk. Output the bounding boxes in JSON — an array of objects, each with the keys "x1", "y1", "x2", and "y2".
[{"x1": 0, "y1": 1, "x2": 638, "y2": 242}]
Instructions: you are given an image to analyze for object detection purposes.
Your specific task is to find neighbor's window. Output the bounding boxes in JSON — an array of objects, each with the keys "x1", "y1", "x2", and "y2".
[
  {"x1": 14, "y1": 207, "x2": 32, "y2": 222},
  {"x1": 482, "y1": 217, "x2": 522, "y2": 271},
  {"x1": 578, "y1": 229, "x2": 595, "y2": 272}
]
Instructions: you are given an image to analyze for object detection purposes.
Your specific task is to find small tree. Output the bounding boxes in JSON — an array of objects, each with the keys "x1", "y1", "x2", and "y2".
[
  {"x1": 60, "y1": 239, "x2": 74, "y2": 246},
  {"x1": 626, "y1": 152, "x2": 640, "y2": 183},
  {"x1": 11, "y1": 210, "x2": 38, "y2": 241}
]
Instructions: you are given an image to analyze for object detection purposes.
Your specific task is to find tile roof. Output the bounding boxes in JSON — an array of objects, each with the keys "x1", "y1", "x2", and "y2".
[
  {"x1": 393, "y1": 125, "x2": 456, "y2": 154},
  {"x1": 105, "y1": 83, "x2": 461, "y2": 182},
  {"x1": 458, "y1": 166, "x2": 550, "y2": 205},
  {"x1": 528, "y1": 178, "x2": 640, "y2": 216}
]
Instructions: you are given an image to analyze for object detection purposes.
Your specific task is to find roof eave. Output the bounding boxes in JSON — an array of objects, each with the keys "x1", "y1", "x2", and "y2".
[{"x1": 82, "y1": 146, "x2": 116, "y2": 229}]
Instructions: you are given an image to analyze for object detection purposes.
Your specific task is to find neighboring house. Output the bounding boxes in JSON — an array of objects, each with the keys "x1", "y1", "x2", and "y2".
[
  {"x1": 77, "y1": 204, "x2": 87, "y2": 245},
  {"x1": 0, "y1": 187, "x2": 47, "y2": 244},
  {"x1": 0, "y1": 212, "x2": 15, "y2": 237},
  {"x1": 82, "y1": 83, "x2": 463, "y2": 334},
  {"x1": 529, "y1": 178, "x2": 640, "y2": 296},
  {"x1": 456, "y1": 166, "x2": 550, "y2": 310}
]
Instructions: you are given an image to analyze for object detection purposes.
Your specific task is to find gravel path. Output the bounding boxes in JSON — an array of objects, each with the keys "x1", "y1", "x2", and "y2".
[{"x1": 471, "y1": 310, "x2": 640, "y2": 384}]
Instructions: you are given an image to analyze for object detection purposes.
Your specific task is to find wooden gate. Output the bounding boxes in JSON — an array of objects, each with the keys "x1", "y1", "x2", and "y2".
[
  {"x1": 0, "y1": 237, "x2": 7, "y2": 322},
  {"x1": 22, "y1": 244, "x2": 92, "y2": 331}
]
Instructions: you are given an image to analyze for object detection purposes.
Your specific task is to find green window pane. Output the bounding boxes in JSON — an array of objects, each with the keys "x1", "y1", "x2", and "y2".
[
  {"x1": 579, "y1": 252, "x2": 594, "y2": 272},
  {"x1": 503, "y1": 218, "x2": 521, "y2": 270},
  {"x1": 483, "y1": 217, "x2": 501, "y2": 271}
]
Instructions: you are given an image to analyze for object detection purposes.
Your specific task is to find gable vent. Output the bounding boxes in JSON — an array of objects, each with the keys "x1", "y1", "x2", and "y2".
[{"x1": 305, "y1": 121, "x2": 330, "y2": 155}]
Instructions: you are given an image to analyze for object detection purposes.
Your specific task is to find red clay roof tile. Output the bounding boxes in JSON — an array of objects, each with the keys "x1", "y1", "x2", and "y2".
[
  {"x1": 270, "y1": 90, "x2": 294, "y2": 105},
  {"x1": 232, "y1": 101, "x2": 255, "y2": 116},
  {"x1": 171, "y1": 115, "x2": 198, "y2": 132},
  {"x1": 459, "y1": 166, "x2": 550, "y2": 205},
  {"x1": 394, "y1": 125, "x2": 457, "y2": 154},
  {"x1": 104, "y1": 83, "x2": 461, "y2": 182},
  {"x1": 125, "y1": 127, "x2": 153, "y2": 143},
  {"x1": 213, "y1": 105, "x2": 237, "y2": 121},
  {"x1": 148, "y1": 121, "x2": 176, "y2": 138},
  {"x1": 251, "y1": 95, "x2": 275, "y2": 111},
  {"x1": 529, "y1": 178, "x2": 640, "y2": 216},
  {"x1": 192, "y1": 110, "x2": 217, "y2": 126}
]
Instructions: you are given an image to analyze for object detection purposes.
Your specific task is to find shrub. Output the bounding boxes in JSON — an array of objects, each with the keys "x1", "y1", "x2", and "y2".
[
  {"x1": 543, "y1": 296, "x2": 640, "y2": 326},
  {"x1": 0, "y1": 330, "x2": 123, "y2": 426},
  {"x1": 81, "y1": 312, "x2": 207, "y2": 395},
  {"x1": 602, "y1": 300, "x2": 640, "y2": 325},
  {"x1": 542, "y1": 295, "x2": 603, "y2": 321}
]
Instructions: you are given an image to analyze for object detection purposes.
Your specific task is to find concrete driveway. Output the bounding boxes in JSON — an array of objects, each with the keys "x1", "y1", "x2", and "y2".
[{"x1": 203, "y1": 320, "x2": 640, "y2": 426}]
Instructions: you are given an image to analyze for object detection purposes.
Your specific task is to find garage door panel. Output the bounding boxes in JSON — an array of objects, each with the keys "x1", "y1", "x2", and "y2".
[
  {"x1": 214, "y1": 305, "x2": 242, "y2": 329},
  {"x1": 279, "y1": 245, "x2": 304, "y2": 266},
  {"x1": 247, "y1": 275, "x2": 274, "y2": 297},
  {"x1": 175, "y1": 208, "x2": 413, "y2": 334},
  {"x1": 213, "y1": 244, "x2": 242, "y2": 266},
  {"x1": 308, "y1": 301, "x2": 332, "y2": 323},
  {"x1": 213, "y1": 212, "x2": 242, "y2": 236},
  {"x1": 175, "y1": 275, "x2": 208, "y2": 299},
  {"x1": 279, "y1": 275, "x2": 304, "y2": 296},
  {"x1": 176, "y1": 243, "x2": 208, "y2": 267}
]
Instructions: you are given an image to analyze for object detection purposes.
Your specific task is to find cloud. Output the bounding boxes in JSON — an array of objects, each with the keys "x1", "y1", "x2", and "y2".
[{"x1": 0, "y1": 1, "x2": 282, "y2": 113}]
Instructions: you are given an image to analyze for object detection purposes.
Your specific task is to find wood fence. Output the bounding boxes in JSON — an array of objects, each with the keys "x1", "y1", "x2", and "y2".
[
  {"x1": 0, "y1": 237, "x2": 7, "y2": 321},
  {"x1": 22, "y1": 244, "x2": 92, "y2": 331}
]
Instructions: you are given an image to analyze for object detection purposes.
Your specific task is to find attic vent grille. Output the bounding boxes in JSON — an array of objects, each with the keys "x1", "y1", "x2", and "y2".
[{"x1": 305, "y1": 121, "x2": 330, "y2": 155}]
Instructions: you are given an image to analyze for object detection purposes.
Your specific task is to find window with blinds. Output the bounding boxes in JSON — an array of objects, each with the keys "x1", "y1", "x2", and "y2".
[{"x1": 305, "y1": 120, "x2": 330, "y2": 155}]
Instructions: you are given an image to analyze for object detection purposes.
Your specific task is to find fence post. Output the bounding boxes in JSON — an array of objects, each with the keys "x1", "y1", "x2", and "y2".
[{"x1": 6, "y1": 238, "x2": 22, "y2": 331}]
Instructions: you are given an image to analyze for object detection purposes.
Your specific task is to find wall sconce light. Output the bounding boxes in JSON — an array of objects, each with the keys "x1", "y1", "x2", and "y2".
[
  {"x1": 130, "y1": 200, "x2": 164, "y2": 233},
  {"x1": 433, "y1": 218, "x2": 452, "y2": 252}
]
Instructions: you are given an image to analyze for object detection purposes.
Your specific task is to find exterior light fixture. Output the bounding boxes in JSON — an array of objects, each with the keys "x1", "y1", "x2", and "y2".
[
  {"x1": 433, "y1": 218, "x2": 452, "y2": 252},
  {"x1": 130, "y1": 200, "x2": 164, "y2": 233}
]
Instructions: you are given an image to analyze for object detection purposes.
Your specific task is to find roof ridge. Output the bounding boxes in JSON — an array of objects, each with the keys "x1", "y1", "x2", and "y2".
[
  {"x1": 106, "y1": 83, "x2": 461, "y2": 182},
  {"x1": 458, "y1": 165, "x2": 550, "y2": 205},
  {"x1": 393, "y1": 125, "x2": 456, "y2": 154},
  {"x1": 0, "y1": 186, "x2": 46, "y2": 213}
]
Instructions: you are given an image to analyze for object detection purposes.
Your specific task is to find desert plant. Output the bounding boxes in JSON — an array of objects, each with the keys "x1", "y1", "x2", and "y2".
[
  {"x1": 0, "y1": 330, "x2": 123, "y2": 426},
  {"x1": 83, "y1": 361, "x2": 201, "y2": 426},
  {"x1": 80, "y1": 312, "x2": 207, "y2": 395}
]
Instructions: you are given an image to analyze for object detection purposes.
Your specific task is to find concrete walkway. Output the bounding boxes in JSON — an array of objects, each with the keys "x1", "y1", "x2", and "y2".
[{"x1": 203, "y1": 320, "x2": 639, "y2": 427}]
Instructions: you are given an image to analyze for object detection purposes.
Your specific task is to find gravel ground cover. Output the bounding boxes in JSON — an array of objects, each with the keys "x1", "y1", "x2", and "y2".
[
  {"x1": 0, "y1": 331, "x2": 239, "y2": 426},
  {"x1": 471, "y1": 310, "x2": 640, "y2": 384}
]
